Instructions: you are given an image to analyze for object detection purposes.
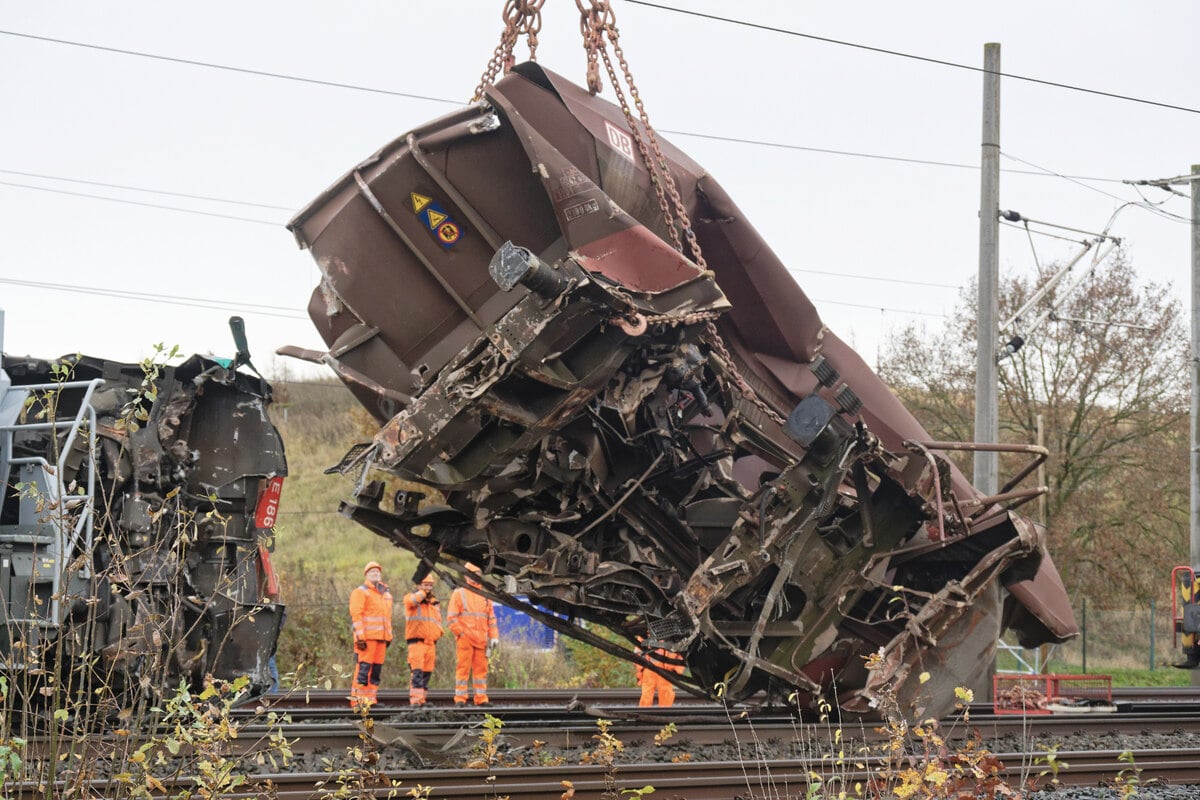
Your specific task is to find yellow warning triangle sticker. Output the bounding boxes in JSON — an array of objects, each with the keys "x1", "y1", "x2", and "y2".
[
  {"x1": 425, "y1": 208, "x2": 448, "y2": 229},
  {"x1": 410, "y1": 192, "x2": 432, "y2": 214}
]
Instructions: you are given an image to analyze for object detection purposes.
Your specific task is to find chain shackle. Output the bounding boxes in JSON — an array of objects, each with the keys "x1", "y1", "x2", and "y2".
[
  {"x1": 480, "y1": 0, "x2": 774, "y2": 421},
  {"x1": 473, "y1": 0, "x2": 547, "y2": 102},
  {"x1": 576, "y1": 0, "x2": 613, "y2": 95}
]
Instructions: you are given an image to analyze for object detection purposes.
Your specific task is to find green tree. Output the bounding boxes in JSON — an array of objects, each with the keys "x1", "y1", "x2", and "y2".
[{"x1": 880, "y1": 255, "x2": 1188, "y2": 601}]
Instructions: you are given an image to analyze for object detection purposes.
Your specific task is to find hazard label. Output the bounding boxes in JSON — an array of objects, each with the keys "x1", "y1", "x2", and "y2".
[
  {"x1": 409, "y1": 190, "x2": 463, "y2": 248},
  {"x1": 410, "y1": 192, "x2": 432, "y2": 213},
  {"x1": 437, "y1": 221, "x2": 461, "y2": 245}
]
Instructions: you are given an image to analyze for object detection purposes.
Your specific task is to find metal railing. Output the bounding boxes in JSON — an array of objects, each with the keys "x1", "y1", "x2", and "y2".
[{"x1": 0, "y1": 377, "x2": 104, "y2": 626}]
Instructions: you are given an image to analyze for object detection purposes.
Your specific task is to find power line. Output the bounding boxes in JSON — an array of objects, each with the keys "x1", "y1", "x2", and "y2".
[
  {"x1": 0, "y1": 149, "x2": 1137, "y2": 248},
  {"x1": 0, "y1": 28, "x2": 1152, "y2": 322},
  {"x1": 665, "y1": 129, "x2": 980, "y2": 171},
  {"x1": 665, "y1": 129, "x2": 1127, "y2": 184},
  {"x1": 814, "y1": 297, "x2": 947, "y2": 319},
  {"x1": 0, "y1": 29, "x2": 463, "y2": 107},
  {"x1": 1001, "y1": 152, "x2": 1130, "y2": 204},
  {"x1": 2, "y1": 272, "x2": 948, "y2": 325},
  {"x1": 1001, "y1": 151, "x2": 1193, "y2": 226},
  {"x1": 999, "y1": 220, "x2": 1089, "y2": 245},
  {"x1": 1129, "y1": 184, "x2": 1193, "y2": 224},
  {"x1": 0, "y1": 277, "x2": 308, "y2": 319},
  {"x1": 624, "y1": 0, "x2": 1200, "y2": 115},
  {"x1": 788, "y1": 266, "x2": 959, "y2": 290},
  {"x1": 0, "y1": 168, "x2": 295, "y2": 211},
  {"x1": 0, "y1": 164, "x2": 1145, "y2": 299},
  {"x1": 0, "y1": 180, "x2": 283, "y2": 226},
  {"x1": 0, "y1": 154, "x2": 1142, "y2": 241},
  {"x1": 0, "y1": 29, "x2": 1150, "y2": 188}
]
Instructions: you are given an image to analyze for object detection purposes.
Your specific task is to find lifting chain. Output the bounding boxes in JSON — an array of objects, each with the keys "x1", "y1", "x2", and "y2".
[
  {"x1": 575, "y1": 0, "x2": 704, "y2": 270},
  {"x1": 472, "y1": 0, "x2": 546, "y2": 102},
  {"x1": 474, "y1": 0, "x2": 784, "y2": 427},
  {"x1": 705, "y1": 321, "x2": 786, "y2": 426},
  {"x1": 573, "y1": 0, "x2": 783, "y2": 427},
  {"x1": 605, "y1": 291, "x2": 785, "y2": 425}
]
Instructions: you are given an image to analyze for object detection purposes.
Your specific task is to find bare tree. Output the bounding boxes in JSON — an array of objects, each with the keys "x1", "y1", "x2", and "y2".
[{"x1": 880, "y1": 255, "x2": 1188, "y2": 600}]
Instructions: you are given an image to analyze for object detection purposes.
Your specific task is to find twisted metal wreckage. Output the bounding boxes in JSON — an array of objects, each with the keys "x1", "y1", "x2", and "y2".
[
  {"x1": 0, "y1": 321, "x2": 287, "y2": 703},
  {"x1": 282, "y1": 63, "x2": 1078, "y2": 716}
]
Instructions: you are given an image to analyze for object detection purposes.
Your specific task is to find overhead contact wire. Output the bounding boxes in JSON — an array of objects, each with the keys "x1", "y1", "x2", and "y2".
[{"x1": 622, "y1": 1, "x2": 1200, "y2": 115}]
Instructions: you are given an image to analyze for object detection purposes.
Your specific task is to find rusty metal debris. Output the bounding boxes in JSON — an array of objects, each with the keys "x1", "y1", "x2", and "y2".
[
  {"x1": 1, "y1": 318, "x2": 287, "y2": 706},
  {"x1": 284, "y1": 63, "x2": 1077, "y2": 717}
]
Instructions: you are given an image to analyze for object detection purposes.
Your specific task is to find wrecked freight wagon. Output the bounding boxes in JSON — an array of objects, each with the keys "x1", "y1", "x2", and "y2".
[
  {"x1": 0, "y1": 318, "x2": 286, "y2": 712},
  {"x1": 282, "y1": 63, "x2": 1077, "y2": 716}
]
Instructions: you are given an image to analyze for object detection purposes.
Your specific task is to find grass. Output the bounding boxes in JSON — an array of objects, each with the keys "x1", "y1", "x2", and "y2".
[
  {"x1": 270, "y1": 380, "x2": 415, "y2": 581},
  {"x1": 268, "y1": 380, "x2": 421, "y2": 689},
  {"x1": 1042, "y1": 664, "x2": 1191, "y2": 687}
]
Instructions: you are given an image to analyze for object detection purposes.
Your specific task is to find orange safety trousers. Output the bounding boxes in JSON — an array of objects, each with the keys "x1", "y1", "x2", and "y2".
[
  {"x1": 350, "y1": 640, "x2": 388, "y2": 707},
  {"x1": 454, "y1": 637, "x2": 490, "y2": 705},
  {"x1": 407, "y1": 641, "x2": 437, "y2": 705},
  {"x1": 638, "y1": 669, "x2": 676, "y2": 707}
]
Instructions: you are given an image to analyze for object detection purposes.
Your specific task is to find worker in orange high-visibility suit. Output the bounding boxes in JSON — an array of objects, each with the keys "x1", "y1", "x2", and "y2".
[
  {"x1": 403, "y1": 573, "x2": 444, "y2": 706},
  {"x1": 635, "y1": 639, "x2": 685, "y2": 707},
  {"x1": 447, "y1": 563, "x2": 500, "y2": 706},
  {"x1": 349, "y1": 561, "x2": 393, "y2": 708}
]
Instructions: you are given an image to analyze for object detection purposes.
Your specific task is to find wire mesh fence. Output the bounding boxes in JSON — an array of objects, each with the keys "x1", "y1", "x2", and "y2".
[{"x1": 999, "y1": 600, "x2": 1182, "y2": 674}]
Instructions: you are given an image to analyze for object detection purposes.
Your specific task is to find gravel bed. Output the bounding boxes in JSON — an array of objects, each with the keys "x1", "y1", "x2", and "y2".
[
  {"x1": 287, "y1": 710, "x2": 1200, "y2": 799},
  {"x1": 31, "y1": 707, "x2": 1200, "y2": 798}
]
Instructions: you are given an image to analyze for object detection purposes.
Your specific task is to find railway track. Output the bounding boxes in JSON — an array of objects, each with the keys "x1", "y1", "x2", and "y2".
[
  {"x1": 245, "y1": 685, "x2": 1200, "y2": 717},
  {"x1": 13, "y1": 687, "x2": 1200, "y2": 798},
  {"x1": 26, "y1": 687, "x2": 1200, "y2": 761},
  {"x1": 13, "y1": 748, "x2": 1200, "y2": 799},
  {"x1": 35, "y1": 706, "x2": 1200, "y2": 764}
]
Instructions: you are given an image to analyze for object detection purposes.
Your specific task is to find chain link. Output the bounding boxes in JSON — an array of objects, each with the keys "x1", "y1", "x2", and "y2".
[
  {"x1": 606, "y1": 30, "x2": 707, "y2": 270},
  {"x1": 474, "y1": 1, "x2": 782, "y2": 428},
  {"x1": 642, "y1": 310, "x2": 721, "y2": 327},
  {"x1": 575, "y1": 1, "x2": 777, "y2": 424},
  {"x1": 705, "y1": 322, "x2": 786, "y2": 426},
  {"x1": 472, "y1": 0, "x2": 546, "y2": 102},
  {"x1": 575, "y1": 0, "x2": 609, "y2": 96},
  {"x1": 575, "y1": 0, "x2": 706, "y2": 270}
]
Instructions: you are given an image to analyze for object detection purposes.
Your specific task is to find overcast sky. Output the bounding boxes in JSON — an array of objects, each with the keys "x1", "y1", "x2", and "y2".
[{"x1": 2, "y1": 1, "x2": 1196, "y2": 377}]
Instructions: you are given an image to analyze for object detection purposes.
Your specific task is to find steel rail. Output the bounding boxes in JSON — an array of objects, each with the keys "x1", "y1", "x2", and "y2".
[
  {"x1": 14, "y1": 748, "x2": 1200, "y2": 800},
  {"x1": 41, "y1": 710, "x2": 1189, "y2": 761},
  {"x1": 252, "y1": 684, "x2": 1200, "y2": 712}
]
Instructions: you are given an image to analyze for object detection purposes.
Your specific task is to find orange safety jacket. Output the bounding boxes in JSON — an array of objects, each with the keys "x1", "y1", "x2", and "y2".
[
  {"x1": 404, "y1": 588, "x2": 444, "y2": 644},
  {"x1": 448, "y1": 586, "x2": 499, "y2": 648},
  {"x1": 350, "y1": 582, "x2": 394, "y2": 643}
]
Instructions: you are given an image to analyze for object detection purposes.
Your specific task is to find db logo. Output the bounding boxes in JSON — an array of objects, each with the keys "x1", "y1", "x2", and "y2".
[{"x1": 604, "y1": 120, "x2": 635, "y2": 162}]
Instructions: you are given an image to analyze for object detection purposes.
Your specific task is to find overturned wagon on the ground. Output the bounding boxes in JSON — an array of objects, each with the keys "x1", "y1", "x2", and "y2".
[{"x1": 0, "y1": 338, "x2": 286, "y2": 712}]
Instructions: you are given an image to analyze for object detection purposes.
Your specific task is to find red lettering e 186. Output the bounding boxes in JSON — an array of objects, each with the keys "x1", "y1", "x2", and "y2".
[{"x1": 254, "y1": 476, "x2": 285, "y2": 529}]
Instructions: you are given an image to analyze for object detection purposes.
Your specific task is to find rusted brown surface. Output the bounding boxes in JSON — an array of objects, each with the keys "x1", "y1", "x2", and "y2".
[{"x1": 285, "y1": 62, "x2": 1077, "y2": 717}]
